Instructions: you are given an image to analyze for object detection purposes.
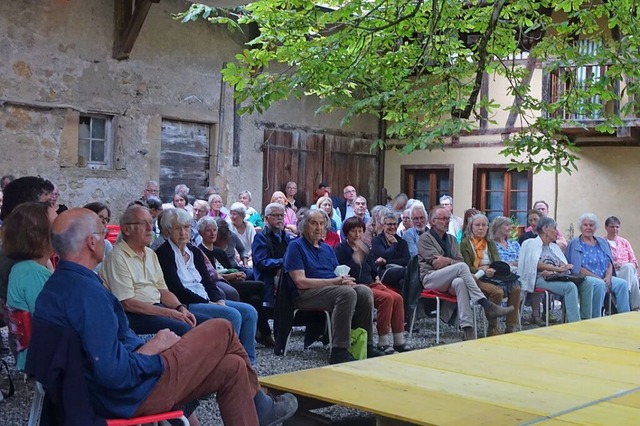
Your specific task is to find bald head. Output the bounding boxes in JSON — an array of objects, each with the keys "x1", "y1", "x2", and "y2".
[{"x1": 52, "y1": 208, "x2": 104, "y2": 266}]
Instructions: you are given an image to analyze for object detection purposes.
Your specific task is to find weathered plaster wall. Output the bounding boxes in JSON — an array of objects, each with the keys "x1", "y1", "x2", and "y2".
[{"x1": 0, "y1": 0, "x2": 378, "y2": 218}]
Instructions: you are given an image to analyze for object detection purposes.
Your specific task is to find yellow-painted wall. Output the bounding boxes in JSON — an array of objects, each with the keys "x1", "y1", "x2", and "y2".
[{"x1": 384, "y1": 144, "x2": 640, "y2": 246}]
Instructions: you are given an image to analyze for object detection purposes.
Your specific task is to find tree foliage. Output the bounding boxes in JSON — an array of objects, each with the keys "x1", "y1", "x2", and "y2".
[{"x1": 176, "y1": 0, "x2": 640, "y2": 173}]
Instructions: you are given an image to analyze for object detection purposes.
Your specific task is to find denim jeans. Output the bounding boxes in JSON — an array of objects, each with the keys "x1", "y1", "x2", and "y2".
[
  {"x1": 188, "y1": 301, "x2": 258, "y2": 364},
  {"x1": 535, "y1": 277, "x2": 588, "y2": 322},
  {"x1": 126, "y1": 303, "x2": 207, "y2": 336},
  {"x1": 585, "y1": 275, "x2": 630, "y2": 314}
]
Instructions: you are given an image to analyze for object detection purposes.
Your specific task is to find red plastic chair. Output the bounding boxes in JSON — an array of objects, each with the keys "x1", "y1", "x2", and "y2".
[
  {"x1": 106, "y1": 224, "x2": 121, "y2": 245},
  {"x1": 29, "y1": 381, "x2": 189, "y2": 426},
  {"x1": 106, "y1": 410, "x2": 188, "y2": 425},
  {"x1": 408, "y1": 289, "x2": 478, "y2": 344}
]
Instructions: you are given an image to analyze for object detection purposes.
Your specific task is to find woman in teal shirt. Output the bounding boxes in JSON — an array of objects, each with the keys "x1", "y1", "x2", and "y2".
[{"x1": 4, "y1": 201, "x2": 55, "y2": 370}]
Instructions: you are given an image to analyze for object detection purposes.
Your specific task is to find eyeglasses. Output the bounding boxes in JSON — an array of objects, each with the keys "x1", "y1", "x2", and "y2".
[
  {"x1": 126, "y1": 221, "x2": 154, "y2": 227},
  {"x1": 98, "y1": 216, "x2": 110, "y2": 224},
  {"x1": 145, "y1": 188, "x2": 159, "y2": 194},
  {"x1": 412, "y1": 216, "x2": 426, "y2": 221},
  {"x1": 93, "y1": 228, "x2": 107, "y2": 236},
  {"x1": 268, "y1": 213, "x2": 284, "y2": 219}
]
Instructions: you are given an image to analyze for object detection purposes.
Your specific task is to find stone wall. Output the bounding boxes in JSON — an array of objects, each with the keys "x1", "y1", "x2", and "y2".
[{"x1": 0, "y1": 0, "x2": 378, "y2": 218}]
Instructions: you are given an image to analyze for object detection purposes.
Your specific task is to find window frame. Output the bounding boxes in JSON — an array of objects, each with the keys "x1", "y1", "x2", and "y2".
[
  {"x1": 78, "y1": 113, "x2": 114, "y2": 170},
  {"x1": 472, "y1": 164, "x2": 532, "y2": 225},
  {"x1": 401, "y1": 165, "x2": 454, "y2": 210}
]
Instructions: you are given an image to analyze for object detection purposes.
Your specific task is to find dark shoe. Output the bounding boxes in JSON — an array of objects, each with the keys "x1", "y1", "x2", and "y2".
[
  {"x1": 377, "y1": 344, "x2": 397, "y2": 355},
  {"x1": 259, "y1": 393, "x2": 298, "y2": 426},
  {"x1": 531, "y1": 316, "x2": 546, "y2": 327},
  {"x1": 256, "y1": 333, "x2": 275, "y2": 348},
  {"x1": 504, "y1": 326, "x2": 517, "y2": 334},
  {"x1": 393, "y1": 343, "x2": 413, "y2": 352},
  {"x1": 462, "y1": 327, "x2": 476, "y2": 341},
  {"x1": 484, "y1": 303, "x2": 514, "y2": 320},
  {"x1": 329, "y1": 348, "x2": 356, "y2": 365},
  {"x1": 487, "y1": 326, "x2": 501, "y2": 337},
  {"x1": 367, "y1": 344, "x2": 386, "y2": 358}
]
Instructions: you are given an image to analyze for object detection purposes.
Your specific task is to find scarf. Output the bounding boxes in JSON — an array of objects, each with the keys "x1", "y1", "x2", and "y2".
[
  {"x1": 470, "y1": 236, "x2": 487, "y2": 268},
  {"x1": 429, "y1": 227, "x2": 452, "y2": 258}
]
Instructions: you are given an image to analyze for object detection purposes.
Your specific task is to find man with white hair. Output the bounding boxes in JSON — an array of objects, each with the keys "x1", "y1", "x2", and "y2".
[
  {"x1": 439, "y1": 195, "x2": 463, "y2": 241},
  {"x1": 403, "y1": 202, "x2": 429, "y2": 257},
  {"x1": 140, "y1": 180, "x2": 159, "y2": 202},
  {"x1": 30, "y1": 208, "x2": 298, "y2": 425},
  {"x1": 101, "y1": 205, "x2": 201, "y2": 336}
]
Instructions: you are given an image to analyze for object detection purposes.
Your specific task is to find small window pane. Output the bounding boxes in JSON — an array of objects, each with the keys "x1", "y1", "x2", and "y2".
[
  {"x1": 91, "y1": 118, "x2": 106, "y2": 139},
  {"x1": 512, "y1": 172, "x2": 528, "y2": 190},
  {"x1": 79, "y1": 118, "x2": 91, "y2": 139},
  {"x1": 78, "y1": 140, "x2": 90, "y2": 163},
  {"x1": 487, "y1": 172, "x2": 504, "y2": 190},
  {"x1": 91, "y1": 140, "x2": 105, "y2": 162},
  {"x1": 486, "y1": 191, "x2": 503, "y2": 210}
]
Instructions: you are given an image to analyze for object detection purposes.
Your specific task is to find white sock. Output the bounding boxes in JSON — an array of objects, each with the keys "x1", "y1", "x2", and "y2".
[
  {"x1": 393, "y1": 333, "x2": 405, "y2": 345},
  {"x1": 378, "y1": 333, "x2": 390, "y2": 346}
]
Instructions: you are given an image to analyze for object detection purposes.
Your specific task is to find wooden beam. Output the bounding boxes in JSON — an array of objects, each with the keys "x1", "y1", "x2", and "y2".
[{"x1": 113, "y1": 0, "x2": 159, "y2": 60}]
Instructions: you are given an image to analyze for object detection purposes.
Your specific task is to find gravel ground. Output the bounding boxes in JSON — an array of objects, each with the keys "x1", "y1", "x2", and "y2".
[{"x1": 0, "y1": 303, "x2": 549, "y2": 425}]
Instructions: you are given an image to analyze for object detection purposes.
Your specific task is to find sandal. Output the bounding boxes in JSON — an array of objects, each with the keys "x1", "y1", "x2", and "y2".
[
  {"x1": 377, "y1": 344, "x2": 397, "y2": 355},
  {"x1": 393, "y1": 343, "x2": 413, "y2": 353}
]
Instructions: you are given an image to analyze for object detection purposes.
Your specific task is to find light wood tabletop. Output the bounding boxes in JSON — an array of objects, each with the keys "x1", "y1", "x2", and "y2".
[{"x1": 260, "y1": 313, "x2": 640, "y2": 425}]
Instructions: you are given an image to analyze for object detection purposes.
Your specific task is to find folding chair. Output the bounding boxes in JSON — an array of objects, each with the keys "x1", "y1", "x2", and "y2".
[
  {"x1": 284, "y1": 308, "x2": 333, "y2": 355},
  {"x1": 408, "y1": 289, "x2": 478, "y2": 344},
  {"x1": 29, "y1": 381, "x2": 189, "y2": 426},
  {"x1": 521, "y1": 287, "x2": 565, "y2": 327},
  {"x1": 25, "y1": 317, "x2": 190, "y2": 426}
]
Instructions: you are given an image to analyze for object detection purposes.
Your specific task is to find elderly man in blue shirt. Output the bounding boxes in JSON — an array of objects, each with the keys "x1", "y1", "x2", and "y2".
[
  {"x1": 31, "y1": 208, "x2": 297, "y2": 425},
  {"x1": 284, "y1": 209, "x2": 384, "y2": 364}
]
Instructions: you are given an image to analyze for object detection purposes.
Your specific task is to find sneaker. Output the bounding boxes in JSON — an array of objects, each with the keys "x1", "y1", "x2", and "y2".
[
  {"x1": 367, "y1": 344, "x2": 386, "y2": 358},
  {"x1": 377, "y1": 344, "x2": 397, "y2": 355},
  {"x1": 329, "y1": 348, "x2": 356, "y2": 365},
  {"x1": 484, "y1": 303, "x2": 514, "y2": 320},
  {"x1": 393, "y1": 343, "x2": 413, "y2": 353},
  {"x1": 259, "y1": 393, "x2": 298, "y2": 426}
]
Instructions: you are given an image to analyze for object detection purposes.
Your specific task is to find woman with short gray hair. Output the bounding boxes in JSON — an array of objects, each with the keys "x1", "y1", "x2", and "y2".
[
  {"x1": 518, "y1": 216, "x2": 593, "y2": 323},
  {"x1": 229, "y1": 201, "x2": 257, "y2": 260},
  {"x1": 155, "y1": 209, "x2": 258, "y2": 363},
  {"x1": 371, "y1": 210, "x2": 411, "y2": 292},
  {"x1": 565, "y1": 213, "x2": 629, "y2": 316}
]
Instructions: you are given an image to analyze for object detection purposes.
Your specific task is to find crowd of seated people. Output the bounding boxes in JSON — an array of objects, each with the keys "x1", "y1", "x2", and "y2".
[{"x1": 3, "y1": 175, "x2": 640, "y2": 421}]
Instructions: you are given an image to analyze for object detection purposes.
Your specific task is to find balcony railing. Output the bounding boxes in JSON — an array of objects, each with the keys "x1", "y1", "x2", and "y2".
[{"x1": 547, "y1": 64, "x2": 620, "y2": 121}]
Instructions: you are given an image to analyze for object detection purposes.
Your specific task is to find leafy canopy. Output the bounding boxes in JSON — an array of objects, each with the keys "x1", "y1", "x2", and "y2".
[{"x1": 176, "y1": 0, "x2": 640, "y2": 173}]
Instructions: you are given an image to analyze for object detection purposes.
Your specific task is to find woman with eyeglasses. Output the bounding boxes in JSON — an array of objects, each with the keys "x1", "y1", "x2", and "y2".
[
  {"x1": 371, "y1": 210, "x2": 410, "y2": 293},
  {"x1": 461, "y1": 213, "x2": 521, "y2": 335},
  {"x1": 604, "y1": 216, "x2": 640, "y2": 311},
  {"x1": 84, "y1": 202, "x2": 113, "y2": 272}
]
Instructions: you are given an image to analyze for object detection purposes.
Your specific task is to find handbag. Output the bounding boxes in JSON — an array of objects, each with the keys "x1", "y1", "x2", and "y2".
[
  {"x1": 348, "y1": 327, "x2": 368, "y2": 360},
  {"x1": 544, "y1": 273, "x2": 585, "y2": 285}
]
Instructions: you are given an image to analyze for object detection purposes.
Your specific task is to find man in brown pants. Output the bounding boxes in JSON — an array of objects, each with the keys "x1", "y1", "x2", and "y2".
[{"x1": 32, "y1": 208, "x2": 297, "y2": 425}]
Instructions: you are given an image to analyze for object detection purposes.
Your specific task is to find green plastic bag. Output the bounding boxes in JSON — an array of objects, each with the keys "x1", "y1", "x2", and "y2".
[{"x1": 348, "y1": 327, "x2": 368, "y2": 360}]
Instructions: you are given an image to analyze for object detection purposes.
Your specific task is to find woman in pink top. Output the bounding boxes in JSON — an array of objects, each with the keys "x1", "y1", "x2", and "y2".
[
  {"x1": 605, "y1": 216, "x2": 640, "y2": 310},
  {"x1": 271, "y1": 191, "x2": 297, "y2": 234}
]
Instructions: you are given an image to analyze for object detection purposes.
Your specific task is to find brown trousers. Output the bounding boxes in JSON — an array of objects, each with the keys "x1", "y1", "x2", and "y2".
[
  {"x1": 134, "y1": 319, "x2": 260, "y2": 425},
  {"x1": 477, "y1": 281, "x2": 521, "y2": 330},
  {"x1": 371, "y1": 283, "x2": 405, "y2": 335}
]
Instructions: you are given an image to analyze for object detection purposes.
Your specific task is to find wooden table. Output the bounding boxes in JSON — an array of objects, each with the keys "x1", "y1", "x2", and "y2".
[{"x1": 260, "y1": 313, "x2": 640, "y2": 425}]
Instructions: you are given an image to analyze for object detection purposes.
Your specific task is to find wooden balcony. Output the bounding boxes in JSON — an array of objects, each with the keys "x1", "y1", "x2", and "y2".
[{"x1": 545, "y1": 64, "x2": 640, "y2": 145}]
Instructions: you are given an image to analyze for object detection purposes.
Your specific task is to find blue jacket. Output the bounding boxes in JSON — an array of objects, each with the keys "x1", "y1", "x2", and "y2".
[
  {"x1": 33, "y1": 260, "x2": 163, "y2": 418},
  {"x1": 565, "y1": 236, "x2": 616, "y2": 277}
]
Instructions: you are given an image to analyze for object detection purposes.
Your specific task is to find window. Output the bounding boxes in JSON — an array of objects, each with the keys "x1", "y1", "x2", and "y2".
[
  {"x1": 402, "y1": 166, "x2": 453, "y2": 210},
  {"x1": 78, "y1": 114, "x2": 113, "y2": 168},
  {"x1": 474, "y1": 166, "x2": 531, "y2": 225}
]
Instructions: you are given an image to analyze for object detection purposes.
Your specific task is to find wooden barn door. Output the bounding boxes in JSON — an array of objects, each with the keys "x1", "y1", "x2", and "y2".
[
  {"x1": 160, "y1": 119, "x2": 211, "y2": 203},
  {"x1": 323, "y1": 135, "x2": 380, "y2": 208},
  {"x1": 262, "y1": 129, "x2": 323, "y2": 208},
  {"x1": 262, "y1": 129, "x2": 380, "y2": 211}
]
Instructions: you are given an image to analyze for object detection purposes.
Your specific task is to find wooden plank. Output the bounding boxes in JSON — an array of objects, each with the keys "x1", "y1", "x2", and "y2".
[
  {"x1": 261, "y1": 314, "x2": 640, "y2": 426},
  {"x1": 262, "y1": 368, "x2": 539, "y2": 425}
]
